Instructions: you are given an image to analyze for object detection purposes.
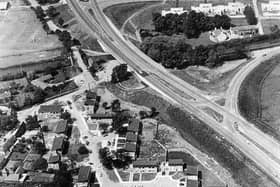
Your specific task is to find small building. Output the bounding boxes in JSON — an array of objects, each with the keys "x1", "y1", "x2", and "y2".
[
  {"x1": 38, "y1": 105, "x2": 62, "y2": 121},
  {"x1": 124, "y1": 142, "x2": 137, "y2": 159},
  {"x1": 29, "y1": 172, "x2": 55, "y2": 184},
  {"x1": 0, "y1": 2, "x2": 9, "y2": 11},
  {"x1": 47, "y1": 153, "x2": 60, "y2": 170},
  {"x1": 9, "y1": 152, "x2": 28, "y2": 162},
  {"x1": 132, "y1": 159, "x2": 159, "y2": 173},
  {"x1": 161, "y1": 7, "x2": 188, "y2": 16},
  {"x1": 23, "y1": 154, "x2": 41, "y2": 171},
  {"x1": 51, "y1": 136, "x2": 65, "y2": 151},
  {"x1": 167, "y1": 159, "x2": 185, "y2": 172},
  {"x1": 186, "y1": 166, "x2": 198, "y2": 181},
  {"x1": 3, "y1": 174, "x2": 21, "y2": 183},
  {"x1": 54, "y1": 120, "x2": 68, "y2": 134},
  {"x1": 84, "y1": 99, "x2": 96, "y2": 115},
  {"x1": 86, "y1": 90, "x2": 98, "y2": 100},
  {"x1": 126, "y1": 132, "x2": 138, "y2": 142},
  {"x1": 77, "y1": 166, "x2": 91, "y2": 187}
]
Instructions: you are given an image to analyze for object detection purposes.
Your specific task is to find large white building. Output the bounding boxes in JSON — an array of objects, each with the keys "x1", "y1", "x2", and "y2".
[
  {"x1": 191, "y1": 2, "x2": 245, "y2": 17},
  {"x1": 261, "y1": 1, "x2": 280, "y2": 17},
  {"x1": 161, "y1": 7, "x2": 188, "y2": 16},
  {"x1": 0, "y1": 2, "x2": 9, "y2": 11}
]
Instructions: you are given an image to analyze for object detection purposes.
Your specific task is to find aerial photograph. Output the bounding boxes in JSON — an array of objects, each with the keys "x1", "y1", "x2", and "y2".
[{"x1": 1, "y1": 0, "x2": 280, "y2": 186}]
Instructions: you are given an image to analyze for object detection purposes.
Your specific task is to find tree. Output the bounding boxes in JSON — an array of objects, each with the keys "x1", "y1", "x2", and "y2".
[
  {"x1": 99, "y1": 147, "x2": 113, "y2": 169},
  {"x1": 244, "y1": 6, "x2": 257, "y2": 25},
  {"x1": 78, "y1": 145, "x2": 89, "y2": 155},
  {"x1": 111, "y1": 64, "x2": 131, "y2": 83},
  {"x1": 25, "y1": 115, "x2": 40, "y2": 130},
  {"x1": 32, "y1": 157, "x2": 48, "y2": 170},
  {"x1": 60, "y1": 110, "x2": 74, "y2": 124},
  {"x1": 58, "y1": 17, "x2": 64, "y2": 26},
  {"x1": 32, "y1": 141, "x2": 47, "y2": 155},
  {"x1": 112, "y1": 111, "x2": 130, "y2": 132}
]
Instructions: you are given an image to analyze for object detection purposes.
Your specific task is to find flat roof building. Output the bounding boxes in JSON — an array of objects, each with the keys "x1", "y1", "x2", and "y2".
[
  {"x1": 78, "y1": 166, "x2": 91, "y2": 182},
  {"x1": 161, "y1": 7, "x2": 188, "y2": 16}
]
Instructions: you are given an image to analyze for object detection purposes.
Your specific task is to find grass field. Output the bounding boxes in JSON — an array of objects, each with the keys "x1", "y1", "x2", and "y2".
[
  {"x1": 0, "y1": 7, "x2": 62, "y2": 68},
  {"x1": 238, "y1": 55, "x2": 280, "y2": 141},
  {"x1": 262, "y1": 19, "x2": 280, "y2": 34},
  {"x1": 105, "y1": 84, "x2": 278, "y2": 187},
  {"x1": 103, "y1": 1, "x2": 160, "y2": 29}
]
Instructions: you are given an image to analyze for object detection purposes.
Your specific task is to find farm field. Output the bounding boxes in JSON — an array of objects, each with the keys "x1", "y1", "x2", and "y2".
[{"x1": 0, "y1": 7, "x2": 63, "y2": 68}]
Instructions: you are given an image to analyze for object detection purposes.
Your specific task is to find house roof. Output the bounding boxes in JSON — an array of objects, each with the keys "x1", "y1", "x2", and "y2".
[
  {"x1": 10, "y1": 152, "x2": 27, "y2": 161},
  {"x1": 86, "y1": 91, "x2": 97, "y2": 100},
  {"x1": 133, "y1": 159, "x2": 159, "y2": 168},
  {"x1": 48, "y1": 153, "x2": 60, "y2": 163},
  {"x1": 168, "y1": 159, "x2": 184, "y2": 166},
  {"x1": 187, "y1": 166, "x2": 198, "y2": 175},
  {"x1": 52, "y1": 136, "x2": 64, "y2": 151},
  {"x1": 78, "y1": 166, "x2": 91, "y2": 182},
  {"x1": 89, "y1": 113, "x2": 114, "y2": 119},
  {"x1": 187, "y1": 180, "x2": 198, "y2": 187},
  {"x1": 24, "y1": 154, "x2": 41, "y2": 162},
  {"x1": 4, "y1": 174, "x2": 20, "y2": 182},
  {"x1": 54, "y1": 121, "x2": 67, "y2": 133},
  {"x1": 85, "y1": 99, "x2": 96, "y2": 106},
  {"x1": 126, "y1": 132, "x2": 138, "y2": 142},
  {"x1": 38, "y1": 105, "x2": 62, "y2": 113},
  {"x1": 0, "y1": 2, "x2": 8, "y2": 10},
  {"x1": 30, "y1": 173, "x2": 55, "y2": 183},
  {"x1": 127, "y1": 119, "x2": 140, "y2": 132},
  {"x1": 124, "y1": 142, "x2": 136, "y2": 152}
]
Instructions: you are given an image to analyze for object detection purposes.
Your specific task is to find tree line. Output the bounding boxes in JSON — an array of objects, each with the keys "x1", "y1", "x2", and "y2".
[
  {"x1": 140, "y1": 35, "x2": 247, "y2": 68},
  {"x1": 152, "y1": 11, "x2": 232, "y2": 38}
]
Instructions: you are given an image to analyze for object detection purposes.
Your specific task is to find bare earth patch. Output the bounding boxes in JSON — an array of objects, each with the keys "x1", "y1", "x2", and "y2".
[{"x1": 0, "y1": 7, "x2": 63, "y2": 68}]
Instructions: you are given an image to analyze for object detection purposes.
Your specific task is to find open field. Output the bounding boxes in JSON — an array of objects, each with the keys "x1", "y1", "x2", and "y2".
[
  {"x1": 105, "y1": 83, "x2": 277, "y2": 187},
  {"x1": 238, "y1": 55, "x2": 280, "y2": 141},
  {"x1": 171, "y1": 59, "x2": 247, "y2": 94},
  {"x1": 103, "y1": 1, "x2": 160, "y2": 29},
  {"x1": 0, "y1": 7, "x2": 63, "y2": 68}
]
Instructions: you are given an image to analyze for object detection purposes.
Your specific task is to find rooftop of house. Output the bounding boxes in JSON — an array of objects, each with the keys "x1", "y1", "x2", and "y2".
[
  {"x1": 48, "y1": 153, "x2": 60, "y2": 163},
  {"x1": 29, "y1": 172, "x2": 55, "y2": 183},
  {"x1": 52, "y1": 136, "x2": 64, "y2": 151},
  {"x1": 38, "y1": 105, "x2": 62, "y2": 114},
  {"x1": 86, "y1": 91, "x2": 97, "y2": 100},
  {"x1": 168, "y1": 159, "x2": 185, "y2": 166},
  {"x1": 126, "y1": 132, "x2": 138, "y2": 142},
  {"x1": 85, "y1": 99, "x2": 96, "y2": 106},
  {"x1": 24, "y1": 153, "x2": 41, "y2": 162},
  {"x1": 124, "y1": 142, "x2": 137, "y2": 152},
  {"x1": 133, "y1": 159, "x2": 159, "y2": 168},
  {"x1": 10, "y1": 152, "x2": 28, "y2": 161},
  {"x1": 78, "y1": 166, "x2": 91, "y2": 182},
  {"x1": 54, "y1": 121, "x2": 68, "y2": 134},
  {"x1": 127, "y1": 119, "x2": 140, "y2": 132},
  {"x1": 4, "y1": 174, "x2": 20, "y2": 183}
]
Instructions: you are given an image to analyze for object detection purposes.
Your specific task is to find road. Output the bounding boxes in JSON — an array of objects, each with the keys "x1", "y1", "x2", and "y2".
[{"x1": 66, "y1": 0, "x2": 280, "y2": 185}]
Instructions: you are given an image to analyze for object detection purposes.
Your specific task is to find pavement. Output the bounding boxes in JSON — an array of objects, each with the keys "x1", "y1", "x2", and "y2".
[{"x1": 65, "y1": 0, "x2": 280, "y2": 185}]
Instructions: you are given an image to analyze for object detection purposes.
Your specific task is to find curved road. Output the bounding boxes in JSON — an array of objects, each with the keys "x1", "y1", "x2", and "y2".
[{"x1": 67, "y1": 0, "x2": 280, "y2": 184}]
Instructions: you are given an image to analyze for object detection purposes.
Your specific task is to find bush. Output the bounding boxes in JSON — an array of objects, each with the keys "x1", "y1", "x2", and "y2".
[{"x1": 78, "y1": 146, "x2": 89, "y2": 155}]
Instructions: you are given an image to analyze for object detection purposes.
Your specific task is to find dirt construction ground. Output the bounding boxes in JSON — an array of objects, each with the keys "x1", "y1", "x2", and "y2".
[{"x1": 0, "y1": 7, "x2": 62, "y2": 68}]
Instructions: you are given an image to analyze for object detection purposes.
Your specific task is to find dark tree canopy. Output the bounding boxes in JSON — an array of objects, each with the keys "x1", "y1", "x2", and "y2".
[
  {"x1": 111, "y1": 64, "x2": 131, "y2": 83},
  {"x1": 244, "y1": 6, "x2": 258, "y2": 25}
]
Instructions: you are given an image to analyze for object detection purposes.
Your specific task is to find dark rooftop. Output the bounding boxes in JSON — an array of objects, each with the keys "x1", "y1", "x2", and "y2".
[
  {"x1": 168, "y1": 159, "x2": 184, "y2": 166},
  {"x1": 126, "y1": 132, "x2": 138, "y2": 142},
  {"x1": 78, "y1": 166, "x2": 91, "y2": 182},
  {"x1": 38, "y1": 105, "x2": 62, "y2": 113},
  {"x1": 10, "y1": 152, "x2": 27, "y2": 161},
  {"x1": 86, "y1": 91, "x2": 97, "y2": 100},
  {"x1": 124, "y1": 142, "x2": 137, "y2": 152},
  {"x1": 127, "y1": 119, "x2": 140, "y2": 132},
  {"x1": 133, "y1": 159, "x2": 159, "y2": 168},
  {"x1": 30, "y1": 173, "x2": 55, "y2": 183},
  {"x1": 52, "y1": 136, "x2": 64, "y2": 151}
]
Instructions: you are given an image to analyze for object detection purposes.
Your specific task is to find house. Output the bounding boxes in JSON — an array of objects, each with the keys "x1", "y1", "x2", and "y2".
[
  {"x1": 86, "y1": 90, "x2": 98, "y2": 100},
  {"x1": 167, "y1": 159, "x2": 185, "y2": 172},
  {"x1": 161, "y1": 7, "x2": 188, "y2": 16},
  {"x1": 47, "y1": 153, "x2": 60, "y2": 170},
  {"x1": 51, "y1": 136, "x2": 65, "y2": 151},
  {"x1": 38, "y1": 105, "x2": 62, "y2": 120},
  {"x1": 29, "y1": 172, "x2": 55, "y2": 184},
  {"x1": 132, "y1": 159, "x2": 159, "y2": 173},
  {"x1": 186, "y1": 166, "x2": 198, "y2": 181},
  {"x1": 77, "y1": 166, "x2": 92, "y2": 187},
  {"x1": 127, "y1": 119, "x2": 142, "y2": 135},
  {"x1": 3, "y1": 174, "x2": 21, "y2": 183},
  {"x1": 54, "y1": 120, "x2": 68, "y2": 134},
  {"x1": 23, "y1": 154, "x2": 41, "y2": 171},
  {"x1": 126, "y1": 132, "x2": 138, "y2": 142},
  {"x1": 9, "y1": 152, "x2": 27, "y2": 162},
  {"x1": 0, "y1": 2, "x2": 9, "y2": 11},
  {"x1": 84, "y1": 99, "x2": 96, "y2": 115},
  {"x1": 124, "y1": 142, "x2": 137, "y2": 159}
]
